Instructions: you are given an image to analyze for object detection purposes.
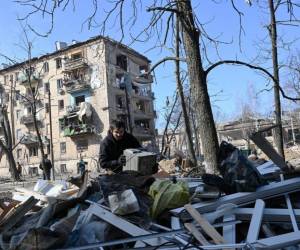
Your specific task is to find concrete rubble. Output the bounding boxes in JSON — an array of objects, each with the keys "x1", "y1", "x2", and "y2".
[{"x1": 1, "y1": 144, "x2": 300, "y2": 249}]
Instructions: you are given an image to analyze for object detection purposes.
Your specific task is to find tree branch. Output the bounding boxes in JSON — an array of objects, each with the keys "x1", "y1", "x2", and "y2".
[{"x1": 205, "y1": 60, "x2": 300, "y2": 101}]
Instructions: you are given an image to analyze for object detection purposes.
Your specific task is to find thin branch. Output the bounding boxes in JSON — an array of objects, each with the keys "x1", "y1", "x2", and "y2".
[{"x1": 206, "y1": 60, "x2": 300, "y2": 101}]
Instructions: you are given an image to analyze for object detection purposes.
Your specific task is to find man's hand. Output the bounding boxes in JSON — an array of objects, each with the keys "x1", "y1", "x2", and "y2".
[{"x1": 118, "y1": 155, "x2": 126, "y2": 166}]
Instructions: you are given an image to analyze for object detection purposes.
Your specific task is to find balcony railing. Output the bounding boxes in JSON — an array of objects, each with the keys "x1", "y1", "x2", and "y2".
[
  {"x1": 18, "y1": 72, "x2": 40, "y2": 85},
  {"x1": 20, "y1": 114, "x2": 41, "y2": 125},
  {"x1": 66, "y1": 105, "x2": 80, "y2": 115},
  {"x1": 63, "y1": 58, "x2": 88, "y2": 72},
  {"x1": 19, "y1": 93, "x2": 35, "y2": 104},
  {"x1": 63, "y1": 79, "x2": 91, "y2": 93},
  {"x1": 21, "y1": 134, "x2": 49, "y2": 145},
  {"x1": 64, "y1": 124, "x2": 96, "y2": 137}
]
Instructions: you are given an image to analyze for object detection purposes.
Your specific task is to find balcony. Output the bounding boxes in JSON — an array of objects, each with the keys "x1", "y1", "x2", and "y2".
[
  {"x1": 63, "y1": 58, "x2": 88, "y2": 72},
  {"x1": 63, "y1": 79, "x2": 91, "y2": 93},
  {"x1": 66, "y1": 105, "x2": 80, "y2": 116},
  {"x1": 18, "y1": 72, "x2": 40, "y2": 85},
  {"x1": 21, "y1": 133, "x2": 49, "y2": 145},
  {"x1": 20, "y1": 114, "x2": 41, "y2": 125},
  {"x1": 133, "y1": 74, "x2": 153, "y2": 84},
  {"x1": 64, "y1": 124, "x2": 96, "y2": 138},
  {"x1": 19, "y1": 93, "x2": 35, "y2": 104}
]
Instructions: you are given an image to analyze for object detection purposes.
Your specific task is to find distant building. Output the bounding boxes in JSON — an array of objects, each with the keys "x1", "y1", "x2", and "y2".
[
  {"x1": 217, "y1": 114, "x2": 300, "y2": 150},
  {"x1": 0, "y1": 36, "x2": 156, "y2": 176}
]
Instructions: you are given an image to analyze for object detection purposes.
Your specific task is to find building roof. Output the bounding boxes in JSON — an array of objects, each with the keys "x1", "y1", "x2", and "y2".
[{"x1": 0, "y1": 35, "x2": 150, "y2": 74}]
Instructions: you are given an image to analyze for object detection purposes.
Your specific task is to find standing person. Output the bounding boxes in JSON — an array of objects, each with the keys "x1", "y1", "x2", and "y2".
[
  {"x1": 99, "y1": 120, "x2": 141, "y2": 173},
  {"x1": 78, "y1": 155, "x2": 86, "y2": 175},
  {"x1": 17, "y1": 162, "x2": 22, "y2": 177},
  {"x1": 39, "y1": 154, "x2": 52, "y2": 180}
]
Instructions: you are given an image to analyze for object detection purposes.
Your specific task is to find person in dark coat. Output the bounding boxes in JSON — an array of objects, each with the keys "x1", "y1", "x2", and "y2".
[
  {"x1": 39, "y1": 154, "x2": 52, "y2": 180},
  {"x1": 99, "y1": 120, "x2": 141, "y2": 173}
]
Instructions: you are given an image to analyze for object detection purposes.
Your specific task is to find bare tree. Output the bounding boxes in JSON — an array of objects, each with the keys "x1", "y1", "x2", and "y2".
[
  {"x1": 16, "y1": 0, "x2": 300, "y2": 174},
  {"x1": 0, "y1": 89, "x2": 20, "y2": 181},
  {"x1": 0, "y1": 30, "x2": 50, "y2": 175},
  {"x1": 174, "y1": 13, "x2": 197, "y2": 167}
]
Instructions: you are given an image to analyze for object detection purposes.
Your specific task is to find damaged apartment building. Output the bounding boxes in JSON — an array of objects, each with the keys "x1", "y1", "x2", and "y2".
[{"x1": 0, "y1": 36, "x2": 156, "y2": 176}]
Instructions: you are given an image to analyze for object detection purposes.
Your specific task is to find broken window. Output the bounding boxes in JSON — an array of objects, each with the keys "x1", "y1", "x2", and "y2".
[
  {"x1": 136, "y1": 100, "x2": 145, "y2": 112},
  {"x1": 16, "y1": 110, "x2": 21, "y2": 120},
  {"x1": 139, "y1": 65, "x2": 148, "y2": 74},
  {"x1": 75, "y1": 95, "x2": 85, "y2": 106},
  {"x1": 116, "y1": 54, "x2": 127, "y2": 71},
  {"x1": 71, "y1": 52, "x2": 82, "y2": 60},
  {"x1": 60, "y1": 142, "x2": 66, "y2": 154},
  {"x1": 76, "y1": 139, "x2": 88, "y2": 151},
  {"x1": 43, "y1": 62, "x2": 49, "y2": 73},
  {"x1": 44, "y1": 82, "x2": 50, "y2": 93},
  {"x1": 116, "y1": 96, "x2": 125, "y2": 109},
  {"x1": 60, "y1": 164, "x2": 67, "y2": 173},
  {"x1": 16, "y1": 129, "x2": 22, "y2": 140},
  {"x1": 29, "y1": 147, "x2": 38, "y2": 157},
  {"x1": 58, "y1": 99, "x2": 64, "y2": 110},
  {"x1": 59, "y1": 119, "x2": 65, "y2": 132},
  {"x1": 15, "y1": 90, "x2": 21, "y2": 101},
  {"x1": 56, "y1": 58, "x2": 62, "y2": 69},
  {"x1": 45, "y1": 103, "x2": 49, "y2": 113},
  {"x1": 17, "y1": 148, "x2": 22, "y2": 159}
]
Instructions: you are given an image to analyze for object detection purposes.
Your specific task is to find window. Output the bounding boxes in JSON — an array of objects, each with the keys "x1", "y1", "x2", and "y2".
[
  {"x1": 76, "y1": 139, "x2": 88, "y2": 151},
  {"x1": 116, "y1": 54, "x2": 127, "y2": 71},
  {"x1": 16, "y1": 110, "x2": 21, "y2": 120},
  {"x1": 46, "y1": 123, "x2": 50, "y2": 135},
  {"x1": 71, "y1": 53, "x2": 82, "y2": 60},
  {"x1": 60, "y1": 164, "x2": 67, "y2": 173},
  {"x1": 16, "y1": 129, "x2": 22, "y2": 140},
  {"x1": 57, "y1": 79, "x2": 63, "y2": 92},
  {"x1": 47, "y1": 145, "x2": 50, "y2": 154},
  {"x1": 43, "y1": 103, "x2": 49, "y2": 113},
  {"x1": 17, "y1": 149, "x2": 22, "y2": 159},
  {"x1": 15, "y1": 90, "x2": 21, "y2": 101},
  {"x1": 58, "y1": 100, "x2": 64, "y2": 110},
  {"x1": 60, "y1": 142, "x2": 66, "y2": 154},
  {"x1": 75, "y1": 95, "x2": 85, "y2": 106},
  {"x1": 59, "y1": 119, "x2": 65, "y2": 132},
  {"x1": 44, "y1": 82, "x2": 50, "y2": 93},
  {"x1": 26, "y1": 107, "x2": 32, "y2": 115},
  {"x1": 4, "y1": 75, "x2": 8, "y2": 84},
  {"x1": 29, "y1": 147, "x2": 38, "y2": 157},
  {"x1": 43, "y1": 62, "x2": 49, "y2": 73},
  {"x1": 56, "y1": 58, "x2": 62, "y2": 69},
  {"x1": 116, "y1": 96, "x2": 124, "y2": 109}
]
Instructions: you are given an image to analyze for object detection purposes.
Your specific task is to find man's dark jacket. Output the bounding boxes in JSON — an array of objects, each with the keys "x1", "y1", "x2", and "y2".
[{"x1": 99, "y1": 131, "x2": 141, "y2": 173}]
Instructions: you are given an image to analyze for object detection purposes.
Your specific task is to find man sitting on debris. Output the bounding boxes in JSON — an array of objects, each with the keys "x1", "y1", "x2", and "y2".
[
  {"x1": 39, "y1": 154, "x2": 52, "y2": 180},
  {"x1": 99, "y1": 120, "x2": 141, "y2": 173}
]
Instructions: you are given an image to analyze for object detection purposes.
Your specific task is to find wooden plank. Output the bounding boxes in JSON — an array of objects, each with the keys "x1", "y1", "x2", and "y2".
[
  {"x1": 185, "y1": 204, "x2": 225, "y2": 244},
  {"x1": 246, "y1": 199, "x2": 265, "y2": 243},
  {"x1": 88, "y1": 202, "x2": 164, "y2": 246},
  {"x1": 14, "y1": 187, "x2": 56, "y2": 203},
  {"x1": 0, "y1": 196, "x2": 38, "y2": 233},
  {"x1": 223, "y1": 214, "x2": 236, "y2": 244},
  {"x1": 184, "y1": 222, "x2": 210, "y2": 245},
  {"x1": 172, "y1": 177, "x2": 300, "y2": 216}
]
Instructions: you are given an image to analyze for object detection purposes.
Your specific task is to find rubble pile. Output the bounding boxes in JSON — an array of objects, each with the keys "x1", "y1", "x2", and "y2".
[{"x1": 0, "y1": 142, "x2": 300, "y2": 249}]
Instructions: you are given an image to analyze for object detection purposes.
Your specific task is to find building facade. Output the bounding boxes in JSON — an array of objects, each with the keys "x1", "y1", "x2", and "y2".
[{"x1": 0, "y1": 36, "x2": 156, "y2": 176}]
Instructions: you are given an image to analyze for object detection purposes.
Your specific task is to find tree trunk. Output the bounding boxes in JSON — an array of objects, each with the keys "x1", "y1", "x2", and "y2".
[
  {"x1": 161, "y1": 94, "x2": 178, "y2": 155},
  {"x1": 177, "y1": 0, "x2": 219, "y2": 173},
  {"x1": 175, "y1": 14, "x2": 197, "y2": 167},
  {"x1": 268, "y1": 0, "x2": 285, "y2": 159},
  {"x1": 0, "y1": 107, "x2": 20, "y2": 181}
]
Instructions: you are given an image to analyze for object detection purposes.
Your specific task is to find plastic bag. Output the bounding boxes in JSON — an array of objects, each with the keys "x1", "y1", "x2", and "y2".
[{"x1": 149, "y1": 180, "x2": 190, "y2": 219}]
